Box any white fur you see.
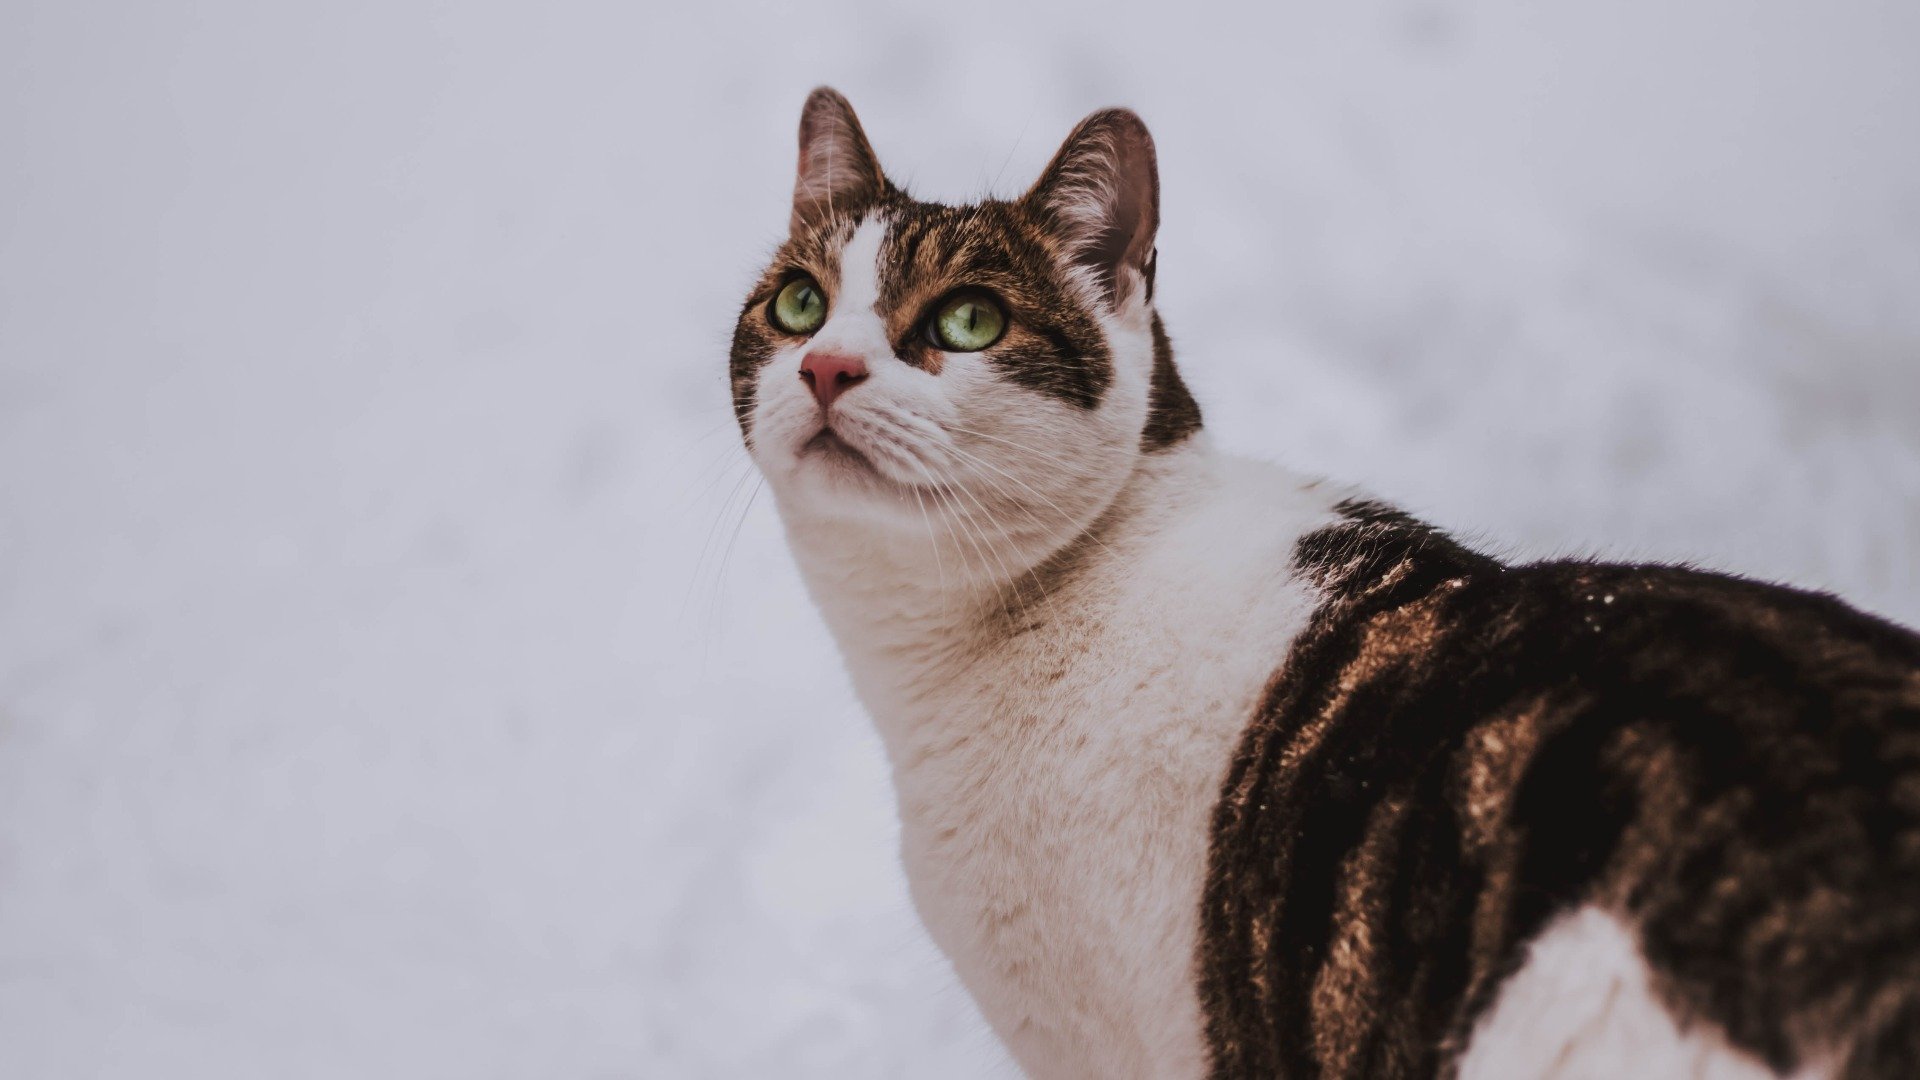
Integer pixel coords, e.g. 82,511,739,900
1459,906,1826,1080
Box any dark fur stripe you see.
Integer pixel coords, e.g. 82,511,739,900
1201,499,1920,1078
996,320,1109,409
1142,314,1201,451
728,293,778,443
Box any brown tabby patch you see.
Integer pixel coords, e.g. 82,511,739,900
1201,499,1920,1079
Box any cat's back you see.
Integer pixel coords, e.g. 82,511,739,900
1202,499,1920,1079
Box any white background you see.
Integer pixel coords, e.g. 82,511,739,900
3,1,1917,1076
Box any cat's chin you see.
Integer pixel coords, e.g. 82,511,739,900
783,427,923,515
801,428,878,474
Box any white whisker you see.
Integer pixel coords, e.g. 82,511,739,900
940,420,1091,475
938,437,1122,564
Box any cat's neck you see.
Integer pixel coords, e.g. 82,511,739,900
776,437,1283,738
794,439,1199,599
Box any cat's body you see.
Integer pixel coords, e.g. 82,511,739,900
731,89,1920,1078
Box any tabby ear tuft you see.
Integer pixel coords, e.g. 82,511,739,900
792,87,889,233
1025,108,1160,308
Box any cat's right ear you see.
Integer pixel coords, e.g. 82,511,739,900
792,87,889,234
1024,108,1160,309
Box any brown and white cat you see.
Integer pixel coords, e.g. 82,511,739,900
729,88,1920,1080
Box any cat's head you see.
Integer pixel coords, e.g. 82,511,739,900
732,88,1200,578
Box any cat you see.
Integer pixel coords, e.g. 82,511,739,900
728,87,1920,1079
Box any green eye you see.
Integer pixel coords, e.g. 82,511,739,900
929,291,1006,352
770,276,827,334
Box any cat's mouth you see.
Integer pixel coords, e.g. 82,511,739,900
794,421,930,501
801,427,879,474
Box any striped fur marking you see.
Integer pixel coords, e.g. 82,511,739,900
1201,499,1920,1079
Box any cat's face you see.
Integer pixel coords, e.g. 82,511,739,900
731,89,1198,578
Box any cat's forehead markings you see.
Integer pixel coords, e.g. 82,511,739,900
806,215,894,362
834,216,888,315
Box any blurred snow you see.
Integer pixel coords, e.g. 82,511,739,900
1,1,1916,1076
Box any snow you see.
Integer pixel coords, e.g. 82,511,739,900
2,2,1916,1076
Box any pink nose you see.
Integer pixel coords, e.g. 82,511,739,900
799,351,869,409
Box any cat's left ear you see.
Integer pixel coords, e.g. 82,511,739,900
792,87,890,234
1024,108,1160,308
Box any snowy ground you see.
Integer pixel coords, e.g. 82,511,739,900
3,2,1917,1077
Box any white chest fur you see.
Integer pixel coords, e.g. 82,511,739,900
786,449,1337,1079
